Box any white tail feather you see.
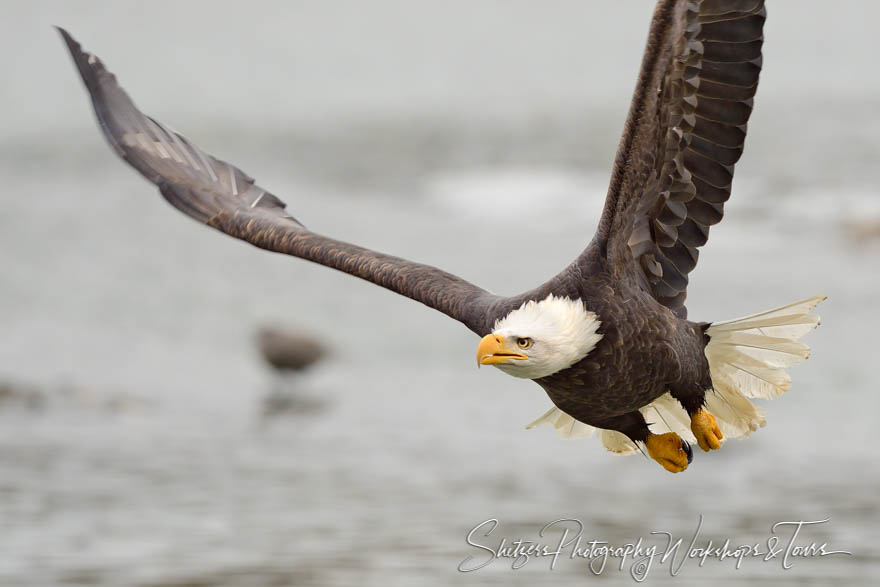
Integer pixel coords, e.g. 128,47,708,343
526,295,825,454
526,406,596,439
705,295,825,403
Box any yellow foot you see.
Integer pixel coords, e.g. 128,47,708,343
691,409,723,452
645,432,692,473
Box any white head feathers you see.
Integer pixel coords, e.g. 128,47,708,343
491,294,603,379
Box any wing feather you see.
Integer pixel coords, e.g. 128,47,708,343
58,28,499,335
593,0,765,318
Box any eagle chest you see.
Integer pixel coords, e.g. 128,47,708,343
537,310,679,424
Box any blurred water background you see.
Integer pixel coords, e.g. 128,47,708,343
1,1,879,585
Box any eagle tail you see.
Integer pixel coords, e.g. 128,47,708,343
526,406,638,454
703,294,826,439
526,295,826,455
526,394,702,455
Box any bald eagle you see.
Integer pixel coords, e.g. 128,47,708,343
58,0,824,473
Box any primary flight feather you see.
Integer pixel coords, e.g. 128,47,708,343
59,0,824,473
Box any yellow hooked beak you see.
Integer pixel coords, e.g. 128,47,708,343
477,334,528,366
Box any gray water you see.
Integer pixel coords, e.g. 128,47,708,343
1,2,879,585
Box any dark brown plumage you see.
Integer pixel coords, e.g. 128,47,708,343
596,0,765,317
60,1,824,473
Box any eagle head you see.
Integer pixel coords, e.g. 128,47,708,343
476,294,603,379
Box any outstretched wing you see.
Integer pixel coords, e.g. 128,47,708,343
594,0,765,317
58,28,499,335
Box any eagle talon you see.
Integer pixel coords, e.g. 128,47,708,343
645,432,690,473
691,409,723,452
682,439,693,464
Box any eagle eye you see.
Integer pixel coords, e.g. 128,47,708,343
516,337,533,350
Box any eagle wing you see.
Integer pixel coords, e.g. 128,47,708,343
593,0,765,317
58,28,499,335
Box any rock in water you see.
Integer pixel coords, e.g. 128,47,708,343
255,327,325,372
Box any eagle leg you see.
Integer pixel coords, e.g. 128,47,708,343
645,432,693,473
690,409,723,452
592,411,693,473
669,380,723,452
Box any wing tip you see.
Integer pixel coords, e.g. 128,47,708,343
56,26,114,91
54,25,72,40
55,26,82,61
